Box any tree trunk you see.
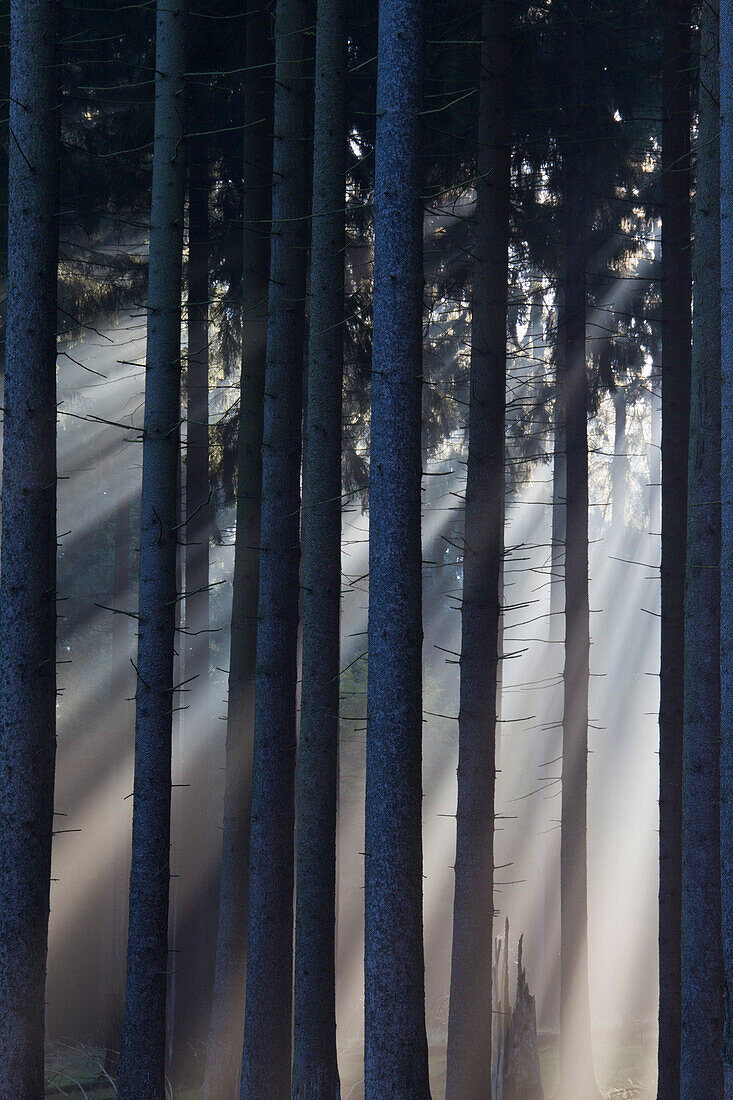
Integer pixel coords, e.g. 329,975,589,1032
116,3,187,1095
658,7,692,1095
291,0,347,1095
550,296,567,646
719,5,733,1095
557,5,600,1097
611,387,626,536
504,938,544,1100
204,8,273,1098
0,1,60,1095
364,2,430,1096
238,1,311,1095
445,2,512,1097
680,3,723,1096
169,132,214,1090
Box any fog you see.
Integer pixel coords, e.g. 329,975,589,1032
38,306,660,1097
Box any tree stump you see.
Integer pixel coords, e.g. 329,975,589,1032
504,936,544,1100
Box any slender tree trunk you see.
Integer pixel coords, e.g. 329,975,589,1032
292,0,347,1095
238,2,311,1095
444,3,512,1097
649,382,662,530
105,479,134,1057
720,6,733,1096
169,133,213,1089
557,5,600,1097
611,387,626,536
364,2,430,1096
550,299,566,646
204,9,273,1098
117,3,187,1095
0,2,60,1095
658,7,692,1095
680,3,723,1095
165,455,185,1070
184,153,210,737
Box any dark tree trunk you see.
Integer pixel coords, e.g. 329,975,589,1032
720,5,733,1095
658,7,692,1095
238,1,311,1095
557,6,600,1097
291,0,347,1095
204,8,273,1098
680,3,723,1096
444,2,512,1097
0,1,60,1095
504,939,544,1100
169,133,214,1089
364,1,430,1096
117,3,187,1095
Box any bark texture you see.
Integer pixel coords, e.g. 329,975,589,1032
204,8,273,1098
0,2,60,1096
721,4,733,1095
238,1,311,1095
444,2,512,1097
364,1,431,1096
292,0,347,1094
170,134,213,1088
557,5,600,1097
117,3,187,1095
658,6,692,1095
504,940,543,1100
680,3,723,1095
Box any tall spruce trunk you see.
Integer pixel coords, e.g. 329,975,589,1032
611,387,627,535
291,0,347,1095
444,2,512,1097
658,6,692,1095
364,1,430,1096
170,134,213,1088
720,5,733,1095
0,1,60,1095
680,3,723,1095
238,2,311,1095
557,5,600,1097
204,8,273,1098
117,3,187,1095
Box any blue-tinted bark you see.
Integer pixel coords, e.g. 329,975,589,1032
0,1,60,1095
170,135,214,1089
239,1,311,1095
658,6,692,1095
205,9,273,1098
364,1,431,1096
680,3,723,1095
445,2,512,1097
292,0,347,1095
720,5,733,1096
117,3,187,1095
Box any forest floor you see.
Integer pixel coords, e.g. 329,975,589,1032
336,1032,654,1100
43,1035,654,1098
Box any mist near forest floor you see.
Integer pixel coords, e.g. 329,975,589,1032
44,1036,653,1099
